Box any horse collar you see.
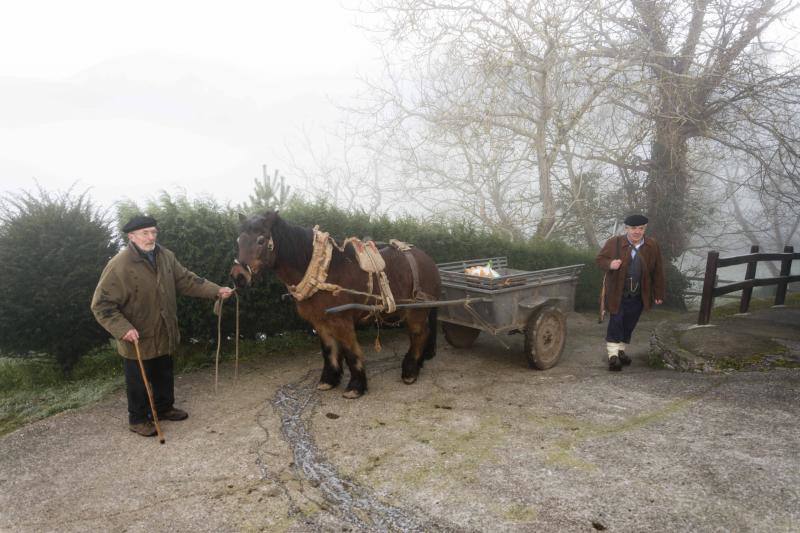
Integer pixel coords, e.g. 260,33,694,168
287,226,335,301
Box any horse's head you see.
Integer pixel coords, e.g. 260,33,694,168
231,211,279,289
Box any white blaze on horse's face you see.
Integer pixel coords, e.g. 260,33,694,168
261,234,276,267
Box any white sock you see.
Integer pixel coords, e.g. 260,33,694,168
606,342,621,359
619,342,627,353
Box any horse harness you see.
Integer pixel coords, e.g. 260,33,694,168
387,239,436,302
286,226,432,313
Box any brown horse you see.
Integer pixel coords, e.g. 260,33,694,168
231,211,441,399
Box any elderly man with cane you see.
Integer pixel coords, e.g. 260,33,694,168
92,215,233,437
596,214,666,371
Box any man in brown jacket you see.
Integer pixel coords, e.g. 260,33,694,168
596,214,665,371
91,215,233,436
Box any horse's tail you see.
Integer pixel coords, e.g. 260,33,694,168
423,307,438,360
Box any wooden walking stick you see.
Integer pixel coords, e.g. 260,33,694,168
598,222,621,323
133,340,165,444
598,273,608,323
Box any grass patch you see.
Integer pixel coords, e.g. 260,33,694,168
0,348,123,436
710,292,800,320
0,331,318,437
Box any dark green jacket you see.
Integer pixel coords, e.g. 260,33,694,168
91,244,221,360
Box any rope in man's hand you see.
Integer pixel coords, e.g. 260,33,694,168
214,287,239,393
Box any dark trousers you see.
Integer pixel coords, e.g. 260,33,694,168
605,295,644,344
124,354,175,424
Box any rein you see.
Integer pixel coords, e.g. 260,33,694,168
214,289,240,393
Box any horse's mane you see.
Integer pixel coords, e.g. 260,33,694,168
248,212,356,272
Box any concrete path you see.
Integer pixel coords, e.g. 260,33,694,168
1,311,798,532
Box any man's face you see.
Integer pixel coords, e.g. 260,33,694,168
625,224,646,244
129,227,158,252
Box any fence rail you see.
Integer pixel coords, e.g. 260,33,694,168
697,245,800,325
685,276,738,299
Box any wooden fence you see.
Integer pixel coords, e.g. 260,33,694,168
697,245,800,325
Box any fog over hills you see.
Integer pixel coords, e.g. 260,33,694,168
0,51,364,210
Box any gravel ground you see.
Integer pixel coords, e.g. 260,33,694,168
1,310,798,532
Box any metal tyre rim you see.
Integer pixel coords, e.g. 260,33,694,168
525,307,566,370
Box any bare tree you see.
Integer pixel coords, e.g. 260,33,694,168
590,0,799,261
284,125,390,217
288,0,800,263
357,0,623,243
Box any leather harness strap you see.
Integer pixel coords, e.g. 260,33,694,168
404,249,422,299
390,239,435,302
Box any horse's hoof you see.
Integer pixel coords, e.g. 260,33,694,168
402,376,417,385
317,382,335,391
342,389,363,399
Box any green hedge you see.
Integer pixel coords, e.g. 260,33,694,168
0,189,118,372
1,187,686,367
114,196,606,344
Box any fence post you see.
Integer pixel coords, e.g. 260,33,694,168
697,250,719,325
739,245,759,314
774,245,794,306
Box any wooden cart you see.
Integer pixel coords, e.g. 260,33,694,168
437,257,583,369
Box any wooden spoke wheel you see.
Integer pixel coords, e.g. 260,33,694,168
442,322,481,349
524,306,566,370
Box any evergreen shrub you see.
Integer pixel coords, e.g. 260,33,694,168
0,189,118,372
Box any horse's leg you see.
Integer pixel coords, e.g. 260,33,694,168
330,321,367,399
316,328,342,391
402,309,431,384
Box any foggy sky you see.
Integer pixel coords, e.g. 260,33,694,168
0,1,380,211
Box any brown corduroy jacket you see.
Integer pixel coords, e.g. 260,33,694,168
91,244,221,360
596,235,666,315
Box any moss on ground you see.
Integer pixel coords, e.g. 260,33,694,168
710,292,800,320
500,502,538,522
0,332,317,437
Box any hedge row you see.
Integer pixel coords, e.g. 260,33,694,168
117,196,604,344
0,188,686,371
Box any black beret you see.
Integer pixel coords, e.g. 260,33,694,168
624,214,648,226
122,215,158,233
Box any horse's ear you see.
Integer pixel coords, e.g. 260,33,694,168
238,213,247,223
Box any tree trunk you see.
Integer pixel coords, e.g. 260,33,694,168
580,208,599,249
645,124,689,263
534,42,557,239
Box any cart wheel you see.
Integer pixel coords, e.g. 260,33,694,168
524,306,566,370
442,322,480,348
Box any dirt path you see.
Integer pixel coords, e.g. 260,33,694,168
2,312,799,532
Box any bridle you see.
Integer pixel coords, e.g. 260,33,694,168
234,234,274,276
233,258,253,276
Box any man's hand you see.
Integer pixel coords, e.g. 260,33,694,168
218,287,235,300
609,259,622,270
122,329,139,343
655,299,663,305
